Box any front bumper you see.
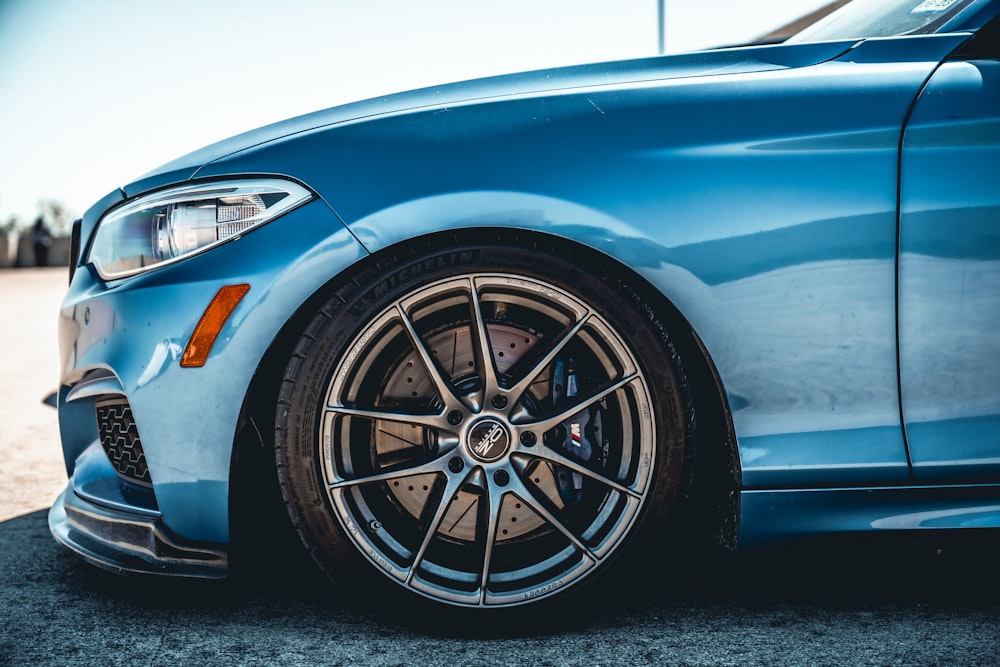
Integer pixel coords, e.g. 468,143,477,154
49,486,227,578
55,197,367,548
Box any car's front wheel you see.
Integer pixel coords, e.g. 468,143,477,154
276,235,691,610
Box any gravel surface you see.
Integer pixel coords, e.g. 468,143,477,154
2,268,999,666
0,268,68,523
2,515,999,666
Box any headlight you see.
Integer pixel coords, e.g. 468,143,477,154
87,178,313,279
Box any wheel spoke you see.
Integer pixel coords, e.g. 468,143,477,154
469,277,502,403
326,403,449,431
508,475,598,563
395,303,463,408
405,470,469,585
477,476,505,604
505,311,591,401
327,451,451,489
519,372,640,432
515,449,642,500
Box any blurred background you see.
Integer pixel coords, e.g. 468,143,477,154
0,0,834,266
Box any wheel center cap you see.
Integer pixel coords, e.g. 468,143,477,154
467,418,511,463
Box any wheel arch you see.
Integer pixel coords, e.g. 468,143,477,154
229,226,739,558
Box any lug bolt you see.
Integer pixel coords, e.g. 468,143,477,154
492,395,508,410
494,469,510,487
447,410,463,425
520,431,537,447
448,457,465,473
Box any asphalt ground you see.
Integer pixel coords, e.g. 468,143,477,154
2,268,999,665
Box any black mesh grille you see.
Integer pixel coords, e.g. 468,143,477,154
96,398,152,487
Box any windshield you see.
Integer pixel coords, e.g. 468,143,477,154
787,0,980,43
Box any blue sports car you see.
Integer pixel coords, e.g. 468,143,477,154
51,0,1000,611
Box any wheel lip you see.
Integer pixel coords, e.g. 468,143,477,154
318,268,659,608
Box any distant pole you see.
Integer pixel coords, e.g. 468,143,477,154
657,0,665,55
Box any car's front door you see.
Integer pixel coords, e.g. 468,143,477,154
899,22,1000,482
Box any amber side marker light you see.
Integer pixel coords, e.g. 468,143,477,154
181,284,251,368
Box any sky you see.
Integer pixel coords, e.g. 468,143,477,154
0,0,831,226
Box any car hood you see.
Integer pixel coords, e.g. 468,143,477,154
126,39,856,197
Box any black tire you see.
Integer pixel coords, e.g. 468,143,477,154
275,233,692,612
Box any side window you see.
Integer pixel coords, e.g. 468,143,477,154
954,15,1000,58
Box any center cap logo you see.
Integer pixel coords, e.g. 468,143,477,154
468,419,511,463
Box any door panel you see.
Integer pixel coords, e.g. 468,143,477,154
900,53,1000,481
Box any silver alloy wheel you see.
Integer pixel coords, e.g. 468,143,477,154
320,273,657,607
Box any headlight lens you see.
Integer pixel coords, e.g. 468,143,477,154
87,178,312,279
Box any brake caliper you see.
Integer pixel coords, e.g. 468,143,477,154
551,358,602,504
